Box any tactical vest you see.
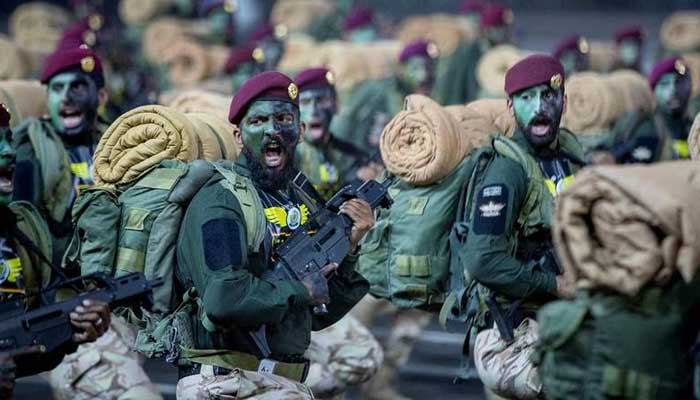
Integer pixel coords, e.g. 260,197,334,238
7,201,53,307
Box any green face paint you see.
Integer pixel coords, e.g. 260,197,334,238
618,39,640,66
349,27,377,43
399,56,435,95
654,71,692,116
47,71,100,138
299,87,336,144
240,100,300,169
0,127,16,206
485,26,509,46
511,83,565,148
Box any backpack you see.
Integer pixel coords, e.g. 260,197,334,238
356,157,476,311
64,159,267,362
535,277,700,400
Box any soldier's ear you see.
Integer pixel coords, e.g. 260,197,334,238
507,98,514,116
98,88,109,107
233,125,243,148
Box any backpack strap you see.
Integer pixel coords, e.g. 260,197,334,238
213,164,266,253
8,201,55,290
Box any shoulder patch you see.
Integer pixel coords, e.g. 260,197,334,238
202,218,242,271
473,184,508,235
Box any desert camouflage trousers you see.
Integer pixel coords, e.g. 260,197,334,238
350,295,432,400
474,318,542,400
49,315,162,400
304,314,384,399
176,364,315,400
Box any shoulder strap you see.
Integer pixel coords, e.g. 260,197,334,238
24,119,73,223
213,164,266,253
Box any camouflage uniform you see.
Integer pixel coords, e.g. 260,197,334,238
305,314,384,399
176,365,315,400
351,295,432,400
49,316,162,400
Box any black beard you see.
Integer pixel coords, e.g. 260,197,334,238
243,147,297,192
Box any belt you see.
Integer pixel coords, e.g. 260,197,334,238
179,347,309,382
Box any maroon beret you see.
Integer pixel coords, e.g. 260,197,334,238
504,54,565,96
57,16,102,49
614,26,643,44
398,40,438,64
0,104,10,128
459,0,484,15
553,35,588,59
649,56,688,88
251,23,275,42
295,67,336,92
228,71,299,125
480,4,513,29
344,6,374,32
40,45,104,87
224,43,257,74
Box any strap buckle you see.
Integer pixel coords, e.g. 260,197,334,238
257,359,277,374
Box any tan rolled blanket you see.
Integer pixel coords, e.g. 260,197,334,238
162,40,213,87
0,80,48,126
316,41,370,91
561,72,624,134
476,45,522,97
143,18,188,64
278,34,319,73
683,53,700,98
94,105,198,187
444,105,494,153
380,95,464,186
186,112,239,161
397,14,477,56
553,161,700,297
660,11,700,53
119,0,173,25
164,89,230,119
606,69,655,114
271,0,335,33
689,112,700,160
9,2,70,54
0,36,29,80
465,99,516,137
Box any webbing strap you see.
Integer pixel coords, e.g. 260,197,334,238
116,247,145,273
135,168,185,190
181,348,308,382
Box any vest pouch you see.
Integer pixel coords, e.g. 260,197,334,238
357,213,390,299
143,203,182,312
115,207,152,276
389,254,449,309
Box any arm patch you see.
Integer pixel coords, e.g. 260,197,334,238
473,184,508,235
202,218,242,271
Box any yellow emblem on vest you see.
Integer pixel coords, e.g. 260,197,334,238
80,56,95,73
264,205,309,228
70,162,90,179
545,175,575,197
288,83,298,100
550,74,563,90
0,257,22,284
673,140,690,159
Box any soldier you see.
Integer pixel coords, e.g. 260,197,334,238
175,71,373,399
462,55,584,398
332,40,438,153
342,6,378,43
197,0,236,45
610,56,692,163
250,23,287,72
458,0,484,27
294,67,371,199
12,44,107,263
224,43,263,93
0,104,110,399
552,35,590,77
612,26,644,72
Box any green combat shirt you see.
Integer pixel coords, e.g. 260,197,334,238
431,39,483,105
295,135,368,200
176,160,369,359
330,77,403,154
610,110,685,163
463,130,584,302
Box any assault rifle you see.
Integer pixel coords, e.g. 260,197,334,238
265,174,393,315
0,273,159,353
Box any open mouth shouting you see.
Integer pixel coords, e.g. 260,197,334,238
0,161,15,195
262,139,288,169
59,105,85,130
530,115,552,137
308,118,325,141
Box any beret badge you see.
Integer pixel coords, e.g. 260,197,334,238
80,56,95,73
325,71,335,85
675,59,687,75
550,73,563,90
288,83,298,100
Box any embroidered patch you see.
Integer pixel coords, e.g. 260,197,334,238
202,218,242,270
473,184,508,235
